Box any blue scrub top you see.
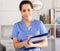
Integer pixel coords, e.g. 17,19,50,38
11,20,48,51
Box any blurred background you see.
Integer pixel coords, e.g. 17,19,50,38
0,0,60,51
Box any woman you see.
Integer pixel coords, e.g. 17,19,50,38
11,0,48,51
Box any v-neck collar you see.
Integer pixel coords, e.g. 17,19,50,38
22,20,33,30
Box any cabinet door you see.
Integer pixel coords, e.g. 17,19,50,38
6,47,15,51
42,39,55,51
55,39,60,51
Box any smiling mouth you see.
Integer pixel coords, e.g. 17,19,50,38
25,16,29,18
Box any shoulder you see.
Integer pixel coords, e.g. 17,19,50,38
33,19,43,24
13,21,22,26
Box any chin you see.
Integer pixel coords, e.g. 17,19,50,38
23,17,32,21
26,18,32,21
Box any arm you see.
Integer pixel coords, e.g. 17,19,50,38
11,24,27,49
34,21,48,48
13,35,32,49
13,37,24,49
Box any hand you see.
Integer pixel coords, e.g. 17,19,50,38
23,39,30,48
23,40,35,48
23,35,33,48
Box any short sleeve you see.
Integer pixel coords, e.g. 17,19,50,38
40,21,48,35
11,23,19,39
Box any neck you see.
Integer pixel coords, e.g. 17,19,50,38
23,19,32,28
24,19,31,23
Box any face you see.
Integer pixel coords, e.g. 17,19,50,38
20,4,33,21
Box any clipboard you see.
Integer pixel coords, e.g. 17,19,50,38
29,33,48,44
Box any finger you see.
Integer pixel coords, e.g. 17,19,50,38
28,35,32,40
25,43,30,48
29,42,33,45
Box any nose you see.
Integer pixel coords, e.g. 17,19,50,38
25,11,29,15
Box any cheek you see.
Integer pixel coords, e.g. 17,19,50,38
30,11,32,16
21,12,25,17
28,12,32,16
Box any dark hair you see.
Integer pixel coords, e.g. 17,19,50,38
19,0,33,11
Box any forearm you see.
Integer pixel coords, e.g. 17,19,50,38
13,36,31,49
13,41,24,49
34,41,48,48
32,37,48,48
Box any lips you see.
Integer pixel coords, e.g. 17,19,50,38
24,15,29,18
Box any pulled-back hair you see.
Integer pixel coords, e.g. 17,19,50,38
19,0,33,10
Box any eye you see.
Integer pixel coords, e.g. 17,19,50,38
23,9,26,12
28,9,30,11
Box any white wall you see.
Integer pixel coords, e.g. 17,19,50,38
0,0,22,25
